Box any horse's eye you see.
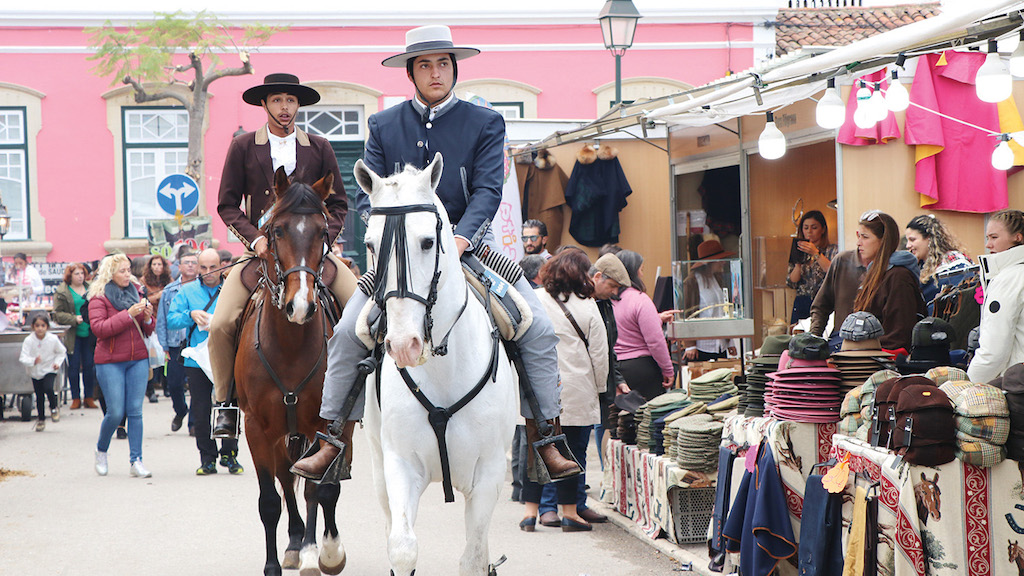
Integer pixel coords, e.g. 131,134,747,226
273,226,284,238
420,238,434,251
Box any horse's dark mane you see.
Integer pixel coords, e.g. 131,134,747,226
267,182,326,228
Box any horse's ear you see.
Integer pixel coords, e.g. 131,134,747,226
426,152,443,191
353,159,379,196
274,166,290,199
312,172,334,202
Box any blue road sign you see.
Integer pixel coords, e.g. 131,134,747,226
156,174,200,216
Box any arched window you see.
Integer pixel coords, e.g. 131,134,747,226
455,79,542,119
592,77,694,116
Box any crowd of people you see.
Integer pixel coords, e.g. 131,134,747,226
9,249,248,480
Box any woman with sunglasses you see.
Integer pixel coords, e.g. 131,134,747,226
967,209,1024,382
852,210,927,354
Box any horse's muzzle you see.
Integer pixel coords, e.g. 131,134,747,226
285,298,317,324
385,335,424,368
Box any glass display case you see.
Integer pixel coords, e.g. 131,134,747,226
667,257,753,340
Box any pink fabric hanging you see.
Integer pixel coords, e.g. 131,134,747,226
837,69,902,146
904,51,1017,212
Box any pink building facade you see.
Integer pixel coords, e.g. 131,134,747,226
0,2,777,265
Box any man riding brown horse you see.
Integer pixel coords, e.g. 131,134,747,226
209,73,359,437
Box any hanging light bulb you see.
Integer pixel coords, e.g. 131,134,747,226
758,111,786,160
868,82,888,122
815,77,846,129
1011,30,1024,77
886,69,910,111
853,83,876,129
977,39,1013,103
993,134,1015,170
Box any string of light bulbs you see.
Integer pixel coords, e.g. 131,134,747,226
757,35,1024,169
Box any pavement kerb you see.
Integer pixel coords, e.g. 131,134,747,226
588,497,716,576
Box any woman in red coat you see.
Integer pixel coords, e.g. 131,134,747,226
88,254,155,478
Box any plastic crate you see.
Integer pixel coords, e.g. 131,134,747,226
670,486,716,544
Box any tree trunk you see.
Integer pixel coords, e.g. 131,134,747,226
187,87,207,200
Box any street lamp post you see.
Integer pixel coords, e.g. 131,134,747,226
598,0,642,107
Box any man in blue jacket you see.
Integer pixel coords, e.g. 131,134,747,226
168,249,243,476
294,25,578,481
156,250,198,434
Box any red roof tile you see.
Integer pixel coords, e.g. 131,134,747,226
776,4,941,56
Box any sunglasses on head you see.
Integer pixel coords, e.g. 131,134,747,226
860,210,881,222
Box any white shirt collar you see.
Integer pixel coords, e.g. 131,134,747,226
412,92,457,121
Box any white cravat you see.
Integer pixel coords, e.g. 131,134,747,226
267,128,296,175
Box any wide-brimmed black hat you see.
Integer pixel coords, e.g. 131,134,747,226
382,25,481,68
242,73,320,107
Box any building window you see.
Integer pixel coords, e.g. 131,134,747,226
490,102,524,121
0,108,29,241
122,107,189,238
297,106,364,141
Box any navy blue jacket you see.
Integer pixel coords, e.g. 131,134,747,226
358,98,505,243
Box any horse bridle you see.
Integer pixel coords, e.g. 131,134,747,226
260,210,331,310
369,203,465,356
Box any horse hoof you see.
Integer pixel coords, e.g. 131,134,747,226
299,545,321,576
319,538,346,575
282,550,300,570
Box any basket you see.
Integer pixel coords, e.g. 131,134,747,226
670,486,716,544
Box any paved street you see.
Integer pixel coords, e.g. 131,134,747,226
0,394,689,575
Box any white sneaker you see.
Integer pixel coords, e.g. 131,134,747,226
51,408,60,422
130,460,152,478
94,450,108,476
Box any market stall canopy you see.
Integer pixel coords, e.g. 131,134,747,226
517,0,1024,154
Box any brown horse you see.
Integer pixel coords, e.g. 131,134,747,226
236,167,348,576
914,471,941,525
1009,540,1024,576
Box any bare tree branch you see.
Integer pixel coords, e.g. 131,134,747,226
202,53,253,92
122,75,190,107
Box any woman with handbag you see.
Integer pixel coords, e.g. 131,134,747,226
88,254,155,478
518,249,609,533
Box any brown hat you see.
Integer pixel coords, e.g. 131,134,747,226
697,240,736,260
595,253,630,287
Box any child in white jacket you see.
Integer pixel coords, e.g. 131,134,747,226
20,313,67,431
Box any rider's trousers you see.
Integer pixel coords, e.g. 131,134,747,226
208,251,359,404
319,250,562,423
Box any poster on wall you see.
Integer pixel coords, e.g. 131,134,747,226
148,216,213,259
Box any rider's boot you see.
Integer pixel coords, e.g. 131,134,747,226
292,420,355,482
525,417,583,480
211,402,239,439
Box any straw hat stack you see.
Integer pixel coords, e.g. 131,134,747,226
688,367,739,402
671,413,724,472
765,334,843,423
662,402,708,459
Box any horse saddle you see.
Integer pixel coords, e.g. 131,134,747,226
239,255,340,293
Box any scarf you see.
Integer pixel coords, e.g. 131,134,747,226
104,281,140,311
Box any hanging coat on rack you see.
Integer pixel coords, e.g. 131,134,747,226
564,144,632,247
519,148,567,253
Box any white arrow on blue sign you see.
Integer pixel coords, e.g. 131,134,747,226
156,174,200,217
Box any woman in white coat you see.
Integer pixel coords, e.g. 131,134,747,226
519,248,609,533
968,209,1024,383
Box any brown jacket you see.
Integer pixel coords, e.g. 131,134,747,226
518,149,567,252
810,250,867,338
217,125,347,249
862,265,927,352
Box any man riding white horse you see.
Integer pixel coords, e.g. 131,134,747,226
293,25,581,482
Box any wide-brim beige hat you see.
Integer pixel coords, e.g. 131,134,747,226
382,25,481,68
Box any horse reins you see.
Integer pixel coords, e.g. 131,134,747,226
367,202,499,502
254,208,333,443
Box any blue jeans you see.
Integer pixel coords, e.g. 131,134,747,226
67,334,96,400
96,360,149,463
539,425,592,514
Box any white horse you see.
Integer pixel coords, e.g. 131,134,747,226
353,153,517,576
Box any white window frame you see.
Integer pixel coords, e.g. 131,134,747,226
296,105,364,141
0,108,29,241
490,102,524,121
122,107,189,238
